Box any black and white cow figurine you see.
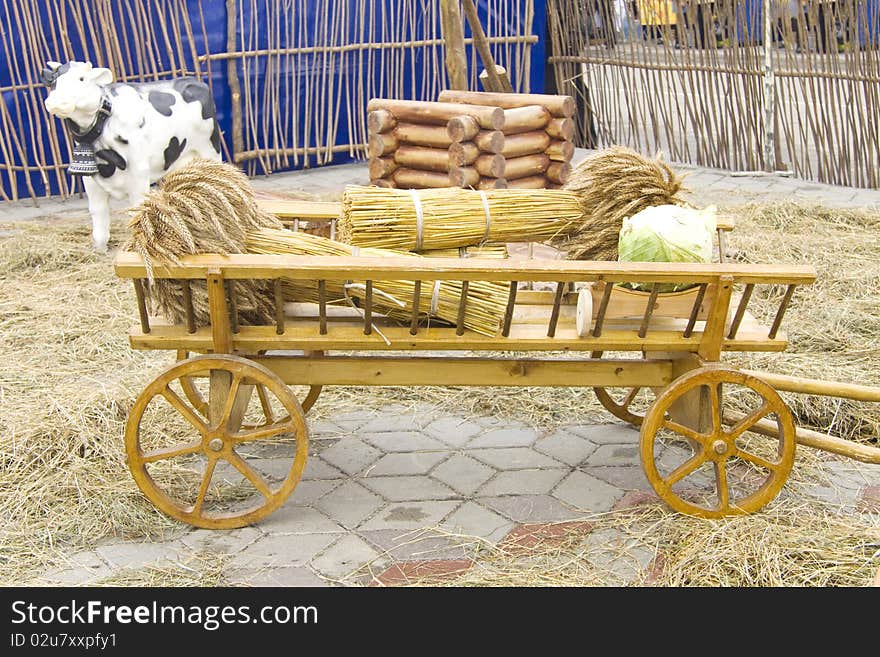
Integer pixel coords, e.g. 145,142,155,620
41,60,222,251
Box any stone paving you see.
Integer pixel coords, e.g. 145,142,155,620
34,407,880,587
6,151,880,586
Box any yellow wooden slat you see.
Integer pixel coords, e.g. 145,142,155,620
128,322,788,353
249,355,675,387
114,252,817,285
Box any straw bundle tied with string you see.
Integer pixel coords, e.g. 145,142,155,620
125,158,282,326
246,229,509,337
339,185,585,251
339,147,687,260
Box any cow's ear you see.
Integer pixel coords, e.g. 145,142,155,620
88,67,114,85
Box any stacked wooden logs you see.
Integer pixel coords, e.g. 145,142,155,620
367,91,575,191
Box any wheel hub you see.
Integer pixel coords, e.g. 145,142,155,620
712,439,729,455
208,438,224,452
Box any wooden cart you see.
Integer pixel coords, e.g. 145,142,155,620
114,251,880,529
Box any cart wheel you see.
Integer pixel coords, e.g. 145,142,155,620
640,367,796,518
591,350,653,426
127,354,308,529
176,349,322,416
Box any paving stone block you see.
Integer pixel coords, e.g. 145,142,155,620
250,457,300,481
361,431,446,453
587,443,642,467
95,541,186,570
469,447,565,470
315,480,385,529
181,527,262,554
40,551,111,585
440,501,514,543
479,494,581,523
553,470,625,512
584,466,652,491
259,505,345,535
534,430,599,466
582,527,656,585
288,479,340,506
361,475,458,502
358,500,461,531
41,566,112,586
310,534,381,580
230,533,339,569
301,457,347,481
568,423,640,445
366,451,451,476
473,416,527,429
227,566,329,587
824,460,878,490
424,417,484,446
359,412,435,433
477,468,567,497
359,529,469,561
467,427,539,449
331,410,381,432
431,454,496,495
318,438,382,475
307,420,346,437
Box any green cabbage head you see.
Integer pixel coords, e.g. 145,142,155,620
617,204,717,291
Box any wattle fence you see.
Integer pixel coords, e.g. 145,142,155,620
0,0,543,201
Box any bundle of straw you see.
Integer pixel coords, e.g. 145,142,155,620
418,244,509,259
338,148,687,261
245,229,508,336
125,158,283,326
339,185,583,251
552,146,688,260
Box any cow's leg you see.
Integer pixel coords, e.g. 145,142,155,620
83,176,111,252
125,171,151,210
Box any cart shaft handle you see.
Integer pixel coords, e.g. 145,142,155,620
741,370,880,403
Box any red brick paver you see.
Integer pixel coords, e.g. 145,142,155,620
498,521,594,555
370,560,473,586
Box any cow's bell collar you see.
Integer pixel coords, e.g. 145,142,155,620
65,98,112,177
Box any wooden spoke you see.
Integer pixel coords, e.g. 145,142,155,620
734,448,780,472
592,351,653,427
708,382,722,434
727,402,771,441
161,386,208,435
662,419,708,446
226,450,273,499
234,420,296,443
663,453,706,487
621,387,641,410
141,441,202,463
218,373,243,428
714,460,730,511
126,355,310,529
641,366,796,518
256,384,275,424
191,458,217,515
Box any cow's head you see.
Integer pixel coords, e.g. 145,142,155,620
42,61,113,122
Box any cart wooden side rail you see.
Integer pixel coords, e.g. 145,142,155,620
113,252,880,529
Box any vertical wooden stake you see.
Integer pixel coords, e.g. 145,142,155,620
440,0,468,90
